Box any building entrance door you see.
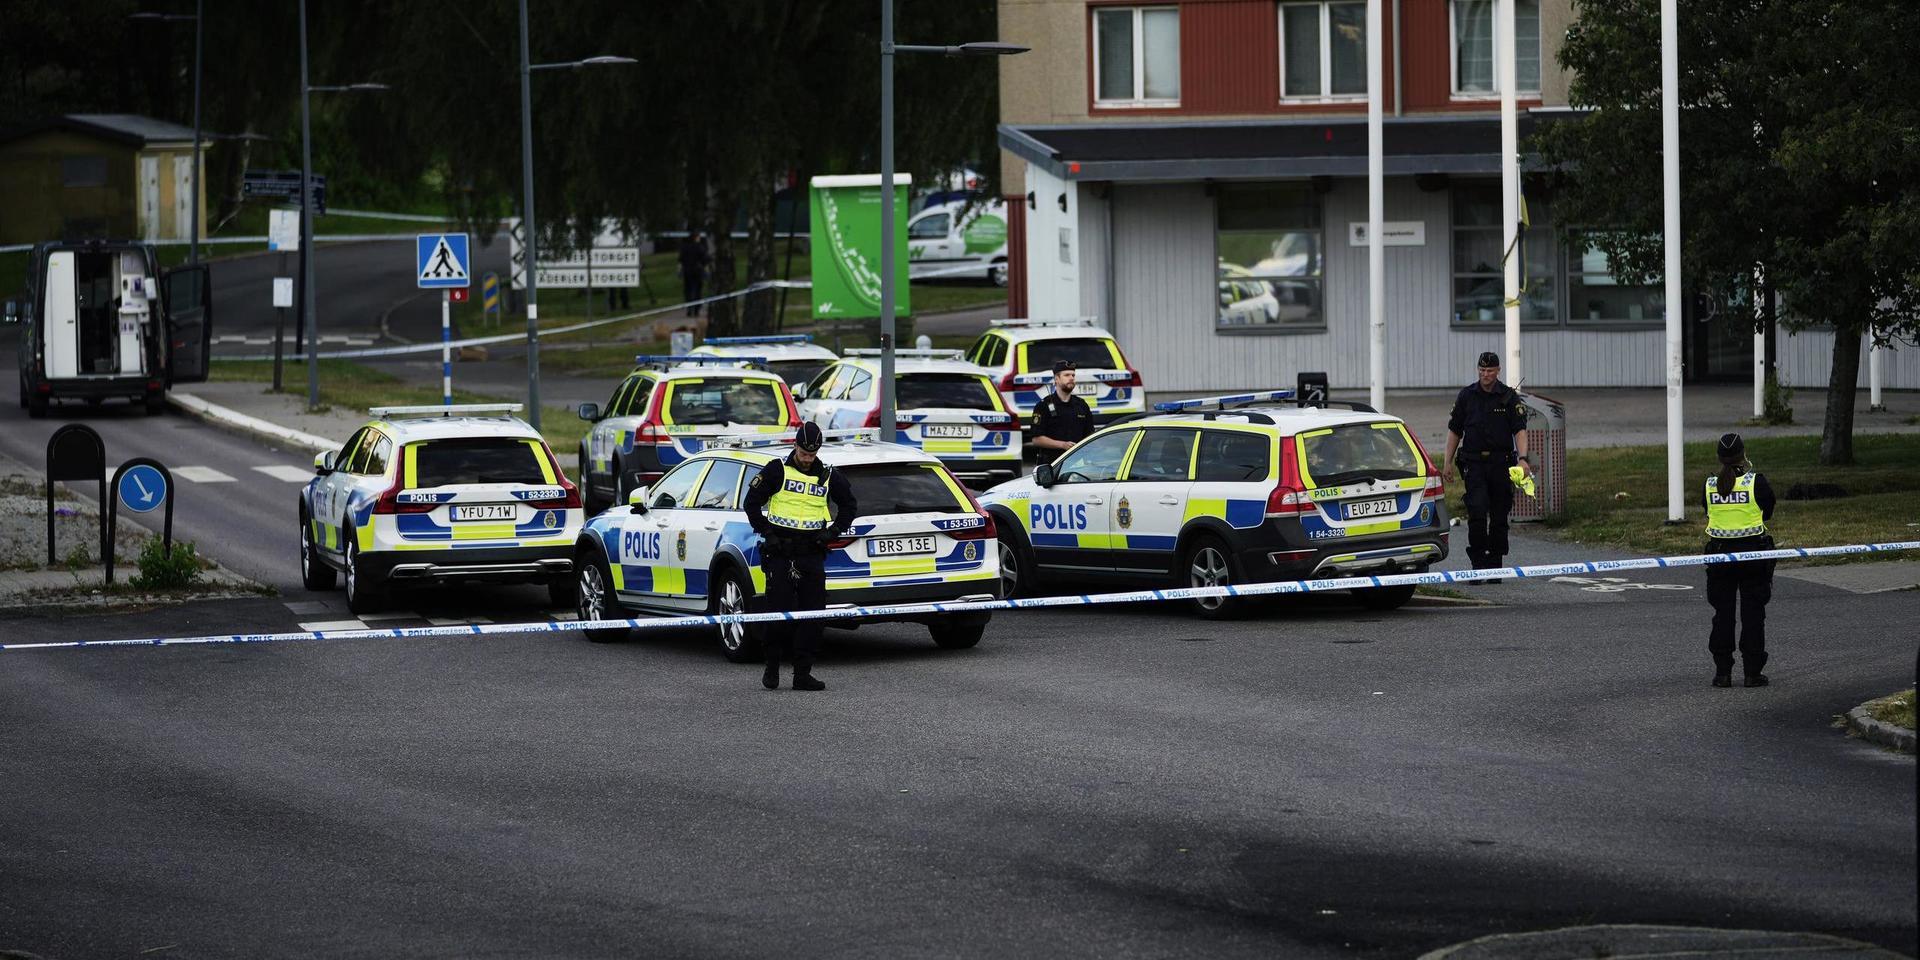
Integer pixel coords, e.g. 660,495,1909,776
1686,289,1756,382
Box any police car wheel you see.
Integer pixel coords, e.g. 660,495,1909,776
711,566,763,663
300,513,337,591
576,551,628,642
1182,536,1242,620
929,614,988,649
996,529,1033,598
343,535,386,615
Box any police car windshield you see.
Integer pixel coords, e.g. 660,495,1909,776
669,380,785,425
896,373,998,410
840,464,971,515
1021,338,1114,372
412,439,547,487
768,360,829,387
1300,423,1422,486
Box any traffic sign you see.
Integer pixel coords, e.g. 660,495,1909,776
417,234,471,289
117,463,167,514
268,208,300,251
243,170,326,213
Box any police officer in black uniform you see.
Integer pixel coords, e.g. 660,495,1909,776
1029,360,1094,466
1443,352,1532,577
743,422,857,691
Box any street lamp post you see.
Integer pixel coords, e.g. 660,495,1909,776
128,5,203,264
517,0,636,431
877,7,1025,432
297,0,387,411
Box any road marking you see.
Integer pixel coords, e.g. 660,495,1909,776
356,611,418,621
282,601,332,615
252,465,315,482
172,466,237,484
297,620,365,632
1549,576,1692,593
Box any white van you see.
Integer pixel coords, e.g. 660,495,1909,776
7,240,211,416
907,198,1009,286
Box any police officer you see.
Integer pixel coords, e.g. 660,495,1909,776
1442,352,1531,577
1029,360,1094,465
1703,433,1775,688
743,422,857,691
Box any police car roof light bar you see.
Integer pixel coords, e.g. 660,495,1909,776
703,334,813,345
989,316,1098,329
1152,390,1297,413
842,348,966,359
633,354,769,368
370,403,525,418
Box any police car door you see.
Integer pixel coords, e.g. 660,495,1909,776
674,457,748,609
616,459,707,609
314,428,371,556
589,375,649,491
1028,428,1138,574
1110,428,1198,577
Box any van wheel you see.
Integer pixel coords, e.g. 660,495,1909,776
576,549,628,642
990,259,1008,287
342,533,386,615
1182,535,1243,620
930,613,989,649
712,565,763,663
300,514,337,591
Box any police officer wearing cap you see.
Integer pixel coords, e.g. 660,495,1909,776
744,421,857,691
1703,433,1776,688
1442,352,1532,576
1029,360,1094,466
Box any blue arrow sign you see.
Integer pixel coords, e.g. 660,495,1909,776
117,464,167,514
417,233,471,289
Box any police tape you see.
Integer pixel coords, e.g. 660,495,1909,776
3,541,1916,653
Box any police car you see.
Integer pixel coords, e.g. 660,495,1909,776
795,348,1021,485
976,390,1449,618
575,356,802,514
961,317,1145,428
571,432,1002,660
299,404,585,614
687,333,840,387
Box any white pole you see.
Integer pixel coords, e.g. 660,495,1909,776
441,291,453,406
1869,326,1884,411
1367,0,1386,413
1752,266,1765,419
1661,0,1684,522
1498,0,1520,385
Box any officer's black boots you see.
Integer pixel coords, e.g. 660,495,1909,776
792,672,826,692
762,658,780,690
1743,673,1769,688
1712,672,1733,688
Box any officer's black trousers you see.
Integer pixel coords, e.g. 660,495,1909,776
1459,461,1513,567
1705,550,1771,676
761,552,826,672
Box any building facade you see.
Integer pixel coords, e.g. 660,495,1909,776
994,0,1917,392
0,115,206,247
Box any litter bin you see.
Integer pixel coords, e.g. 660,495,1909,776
1510,391,1566,522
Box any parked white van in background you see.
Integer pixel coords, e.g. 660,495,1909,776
907,198,1009,287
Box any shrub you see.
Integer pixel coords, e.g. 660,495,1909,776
131,539,203,590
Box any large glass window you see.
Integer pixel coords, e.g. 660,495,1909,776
665,379,785,425
649,461,707,510
1122,429,1197,482
413,439,547,487
1451,0,1541,96
1053,430,1137,484
1094,6,1180,105
1280,2,1367,99
1194,431,1273,482
1568,233,1664,325
1216,183,1324,332
691,458,746,510
1019,337,1120,373
1298,423,1422,487
1450,181,1555,326
839,464,972,515
897,373,1000,410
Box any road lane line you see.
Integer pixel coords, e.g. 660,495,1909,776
252,465,316,482
173,466,238,483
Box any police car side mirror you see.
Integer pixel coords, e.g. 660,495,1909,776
792,384,808,401
577,402,601,422
313,450,336,475
627,485,650,512
1033,463,1057,488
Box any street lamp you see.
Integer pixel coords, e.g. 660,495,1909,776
878,7,1026,432
129,5,203,265
298,0,387,411
518,0,638,431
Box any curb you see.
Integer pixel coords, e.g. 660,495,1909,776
167,391,343,455
1844,697,1916,754
1407,592,1497,608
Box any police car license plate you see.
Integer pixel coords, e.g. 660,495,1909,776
1073,383,1100,397
1344,498,1397,520
922,425,971,439
867,535,935,558
452,504,516,522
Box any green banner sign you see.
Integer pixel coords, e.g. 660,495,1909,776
808,175,911,319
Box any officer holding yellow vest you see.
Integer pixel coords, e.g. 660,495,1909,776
1702,433,1776,688
744,422,857,691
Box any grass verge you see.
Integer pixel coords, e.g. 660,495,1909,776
1868,690,1915,731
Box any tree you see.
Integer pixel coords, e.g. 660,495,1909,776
1536,0,1920,464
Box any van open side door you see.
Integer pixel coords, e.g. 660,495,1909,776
161,263,211,383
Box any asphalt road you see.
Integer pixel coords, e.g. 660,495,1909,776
0,577,1913,958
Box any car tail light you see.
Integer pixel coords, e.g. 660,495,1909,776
826,535,856,550
997,370,1021,392
373,477,436,515
1110,369,1143,388
1407,433,1444,499
1267,436,1309,517
635,420,667,444
948,512,996,541
527,480,583,510
978,415,1018,432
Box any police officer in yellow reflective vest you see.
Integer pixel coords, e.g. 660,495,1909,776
744,422,856,691
1703,433,1776,688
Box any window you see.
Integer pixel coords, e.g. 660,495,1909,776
908,213,950,240
806,364,843,401
364,436,393,477
1450,181,1555,326
336,429,370,474
413,439,547,487
1122,429,1197,481
691,459,746,510
1019,337,1119,373
1298,423,1421,487
1053,430,1137,483
1452,0,1540,96
767,359,829,388
844,368,875,402
665,379,785,425
984,336,1010,368
839,464,972,515
1215,183,1324,332
61,156,108,188
1280,2,1367,100
1195,431,1272,482
897,373,1000,411
1094,6,1180,105
1567,233,1664,325
649,461,707,510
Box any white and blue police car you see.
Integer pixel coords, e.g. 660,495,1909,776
796,348,1022,485
961,317,1145,429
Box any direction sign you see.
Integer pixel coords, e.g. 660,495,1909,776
417,234,471,289
268,208,300,251
243,170,327,212
117,463,167,514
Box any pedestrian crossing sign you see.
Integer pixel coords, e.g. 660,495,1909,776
417,233,471,289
